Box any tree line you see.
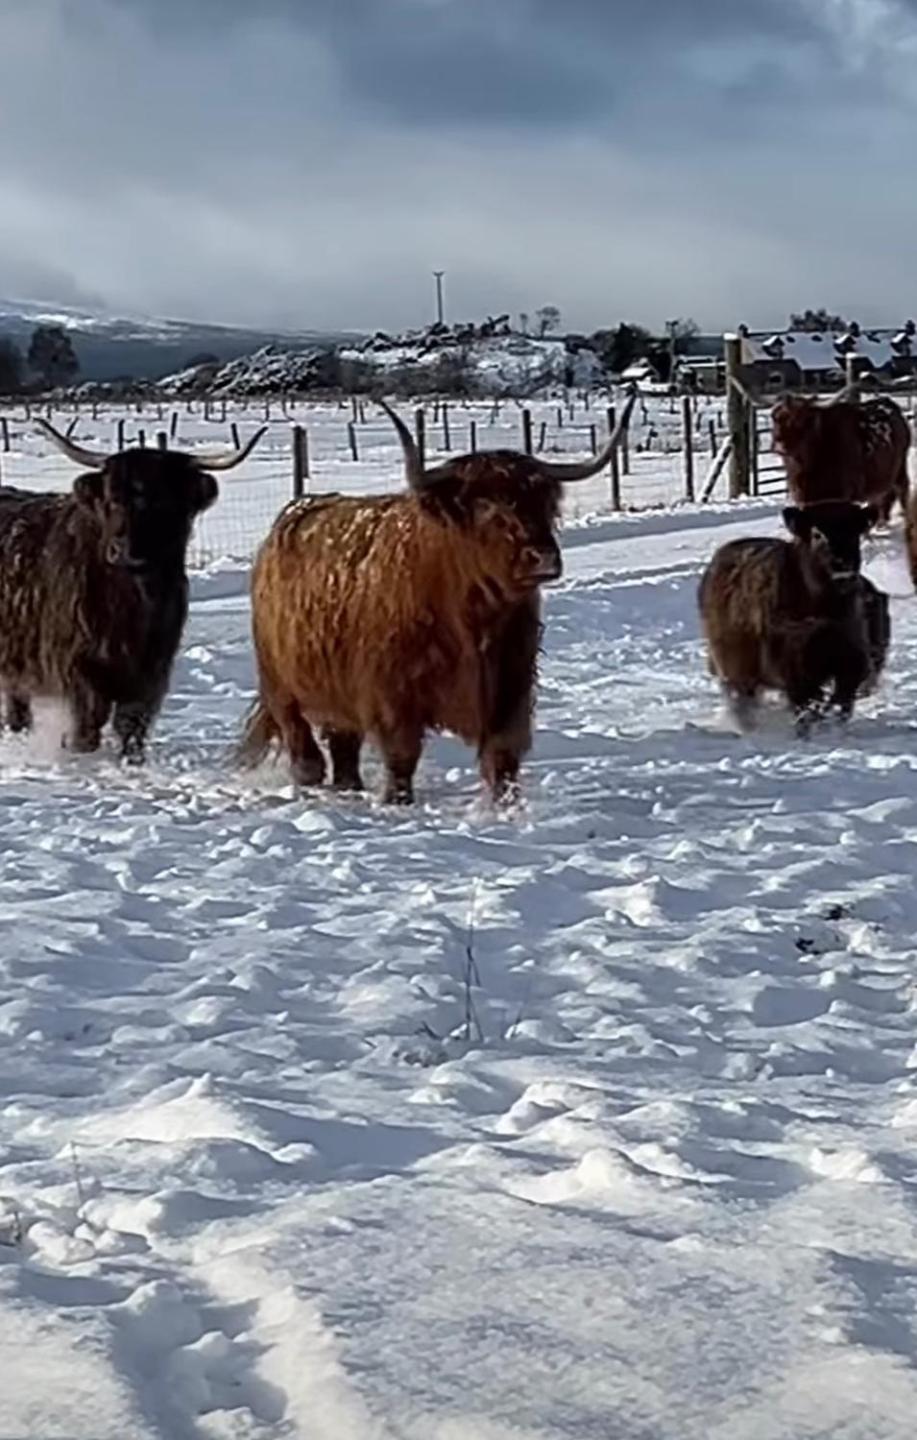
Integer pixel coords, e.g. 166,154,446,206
0,325,80,395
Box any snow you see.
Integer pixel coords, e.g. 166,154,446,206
2,404,917,1435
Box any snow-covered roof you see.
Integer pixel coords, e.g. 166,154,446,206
742,326,915,372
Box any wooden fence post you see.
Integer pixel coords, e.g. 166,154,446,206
156,431,168,452
137,429,146,449
708,419,717,459
589,422,597,456
170,411,179,442
724,332,750,498
347,421,358,461
1,417,8,454
230,422,240,450
621,408,631,476
607,406,621,511
415,408,426,469
292,425,310,499
117,418,125,452
470,419,477,453
682,395,695,502
556,405,564,429
522,408,533,455
442,402,451,452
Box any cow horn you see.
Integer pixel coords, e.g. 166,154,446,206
533,389,638,483
189,425,268,470
34,416,108,469
377,399,427,490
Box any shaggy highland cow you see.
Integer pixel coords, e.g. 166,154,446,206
0,419,265,761
240,396,634,803
698,501,886,735
772,393,910,523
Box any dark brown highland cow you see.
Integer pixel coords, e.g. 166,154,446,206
772,393,910,522
698,501,887,736
0,420,265,761
240,396,634,803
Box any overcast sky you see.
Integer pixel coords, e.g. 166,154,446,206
0,0,914,333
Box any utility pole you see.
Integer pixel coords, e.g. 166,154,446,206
433,270,445,327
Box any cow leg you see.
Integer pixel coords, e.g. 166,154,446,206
5,692,31,733
280,704,326,788
67,685,111,754
113,699,160,766
326,729,364,791
480,745,523,804
479,601,538,803
787,678,825,739
722,684,758,733
378,730,422,805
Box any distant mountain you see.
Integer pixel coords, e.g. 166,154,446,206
0,297,358,382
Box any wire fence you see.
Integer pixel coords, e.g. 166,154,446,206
0,392,795,568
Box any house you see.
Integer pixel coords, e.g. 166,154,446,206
738,321,917,391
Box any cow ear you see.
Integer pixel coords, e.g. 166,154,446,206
73,472,104,509
782,506,807,538
189,472,218,514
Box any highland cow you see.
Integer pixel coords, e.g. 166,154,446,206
698,501,885,735
240,396,634,803
0,419,265,761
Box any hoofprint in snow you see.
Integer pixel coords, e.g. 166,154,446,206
2,443,917,1437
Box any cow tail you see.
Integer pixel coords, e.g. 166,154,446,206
237,697,279,767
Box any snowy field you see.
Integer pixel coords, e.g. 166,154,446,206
4,410,917,1437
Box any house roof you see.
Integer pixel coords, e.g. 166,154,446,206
741,326,915,372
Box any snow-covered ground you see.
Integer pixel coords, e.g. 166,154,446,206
3,410,917,1437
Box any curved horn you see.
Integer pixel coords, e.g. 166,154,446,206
34,416,108,469
377,399,427,490
534,389,638,483
190,425,268,471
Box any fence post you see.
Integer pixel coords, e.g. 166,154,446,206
1,417,8,454
170,411,179,441
749,406,759,495
292,424,309,499
621,407,631,476
682,395,695,502
156,431,168,452
442,402,451,452
724,332,750,498
347,421,359,461
589,422,597,456
230,422,240,450
470,419,477,453
522,408,533,455
117,418,125,451
415,408,426,469
537,420,547,452
708,419,717,459
845,351,858,393
137,429,146,449
556,405,563,429
606,406,621,511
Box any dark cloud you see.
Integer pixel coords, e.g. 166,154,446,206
0,0,915,332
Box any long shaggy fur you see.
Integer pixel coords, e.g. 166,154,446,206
245,453,560,803
0,451,216,760
698,503,884,734
773,395,910,521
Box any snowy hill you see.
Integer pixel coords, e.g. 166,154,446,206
0,297,352,383
340,320,603,396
